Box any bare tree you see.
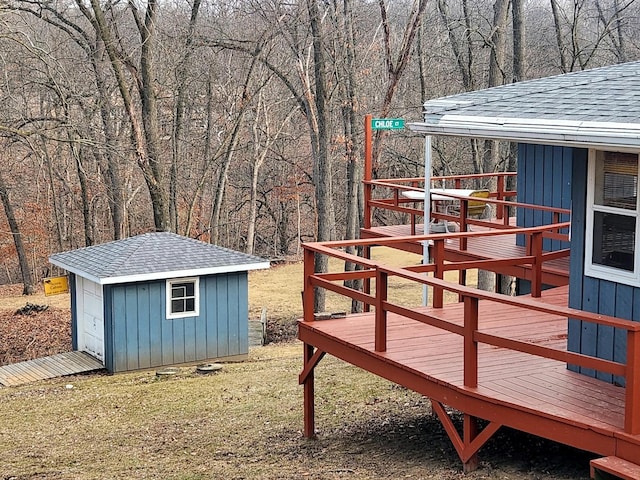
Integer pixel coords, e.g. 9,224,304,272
0,157,35,294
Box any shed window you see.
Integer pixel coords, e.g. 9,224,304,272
166,277,200,319
585,150,640,285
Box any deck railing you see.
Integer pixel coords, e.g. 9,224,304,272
364,173,570,241
364,172,517,229
302,232,640,435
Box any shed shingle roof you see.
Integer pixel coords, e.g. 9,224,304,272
408,61,640,148
49,232,269,285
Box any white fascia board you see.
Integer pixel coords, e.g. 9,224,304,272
48,261,104,285
48,258,103,285
99,262,271,285
407,116,640,150
49,260,270,285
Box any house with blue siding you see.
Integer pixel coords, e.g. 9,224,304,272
408,61,640,385
49,232,269,373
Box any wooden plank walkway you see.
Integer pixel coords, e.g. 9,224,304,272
298,285,640,468
0,351,104,387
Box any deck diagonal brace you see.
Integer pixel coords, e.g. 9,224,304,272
431,400,502,470
299,347,326,384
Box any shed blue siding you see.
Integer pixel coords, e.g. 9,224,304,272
70,273,78,351
516,144,572,251
567,148,639,386
107,272,249,372
103,285,114,372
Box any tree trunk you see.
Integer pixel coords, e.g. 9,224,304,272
477,0,508,293
338,0,364,312
87,0,170,232
307,0,334,313
372,0,428,165
512,0,525,83
0,171,35,294
91,37,126,240
171,0,202,233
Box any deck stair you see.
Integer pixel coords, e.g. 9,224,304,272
590,457,640,480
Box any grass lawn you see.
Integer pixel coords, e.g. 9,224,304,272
0,343,592,479
0,247,592,479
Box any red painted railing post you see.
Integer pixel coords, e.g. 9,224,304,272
410,180,419,235
375,268,388,352
464,295,479,388
363,245,371,313
303,248,316,320
460,200,469,250
433,238,445,308
496,175,504,220
531,232,543,297
364,114,372,230
625,329,640,434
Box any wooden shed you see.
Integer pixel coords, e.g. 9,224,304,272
49,232,269,373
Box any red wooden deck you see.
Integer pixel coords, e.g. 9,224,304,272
299,282,640,474
299,171,640,476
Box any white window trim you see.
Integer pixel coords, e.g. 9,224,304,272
166,277,200,319
584,149,640,287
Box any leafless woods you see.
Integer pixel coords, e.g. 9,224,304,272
0,0,638,294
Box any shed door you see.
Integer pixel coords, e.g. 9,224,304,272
76,277,105,362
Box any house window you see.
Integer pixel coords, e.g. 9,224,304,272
166,277,200,319
585,150,640,285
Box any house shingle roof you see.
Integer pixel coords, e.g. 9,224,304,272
408,61,640,148
49,232,269,285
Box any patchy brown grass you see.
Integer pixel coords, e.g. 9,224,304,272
0,249,591,479
0,344,592,480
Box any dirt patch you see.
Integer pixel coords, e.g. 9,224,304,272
0,284,72,365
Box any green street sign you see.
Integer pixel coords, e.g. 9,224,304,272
371,118,405,130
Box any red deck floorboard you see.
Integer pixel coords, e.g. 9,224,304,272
298,285,640,464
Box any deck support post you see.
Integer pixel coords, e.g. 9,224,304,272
463,414,479,473
301,342,322,439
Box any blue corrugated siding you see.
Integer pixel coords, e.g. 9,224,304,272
567,150,587,372
516,144,572,250
108,273,249,373
567,148,640,386
103,285,114,373
70,273,78,351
